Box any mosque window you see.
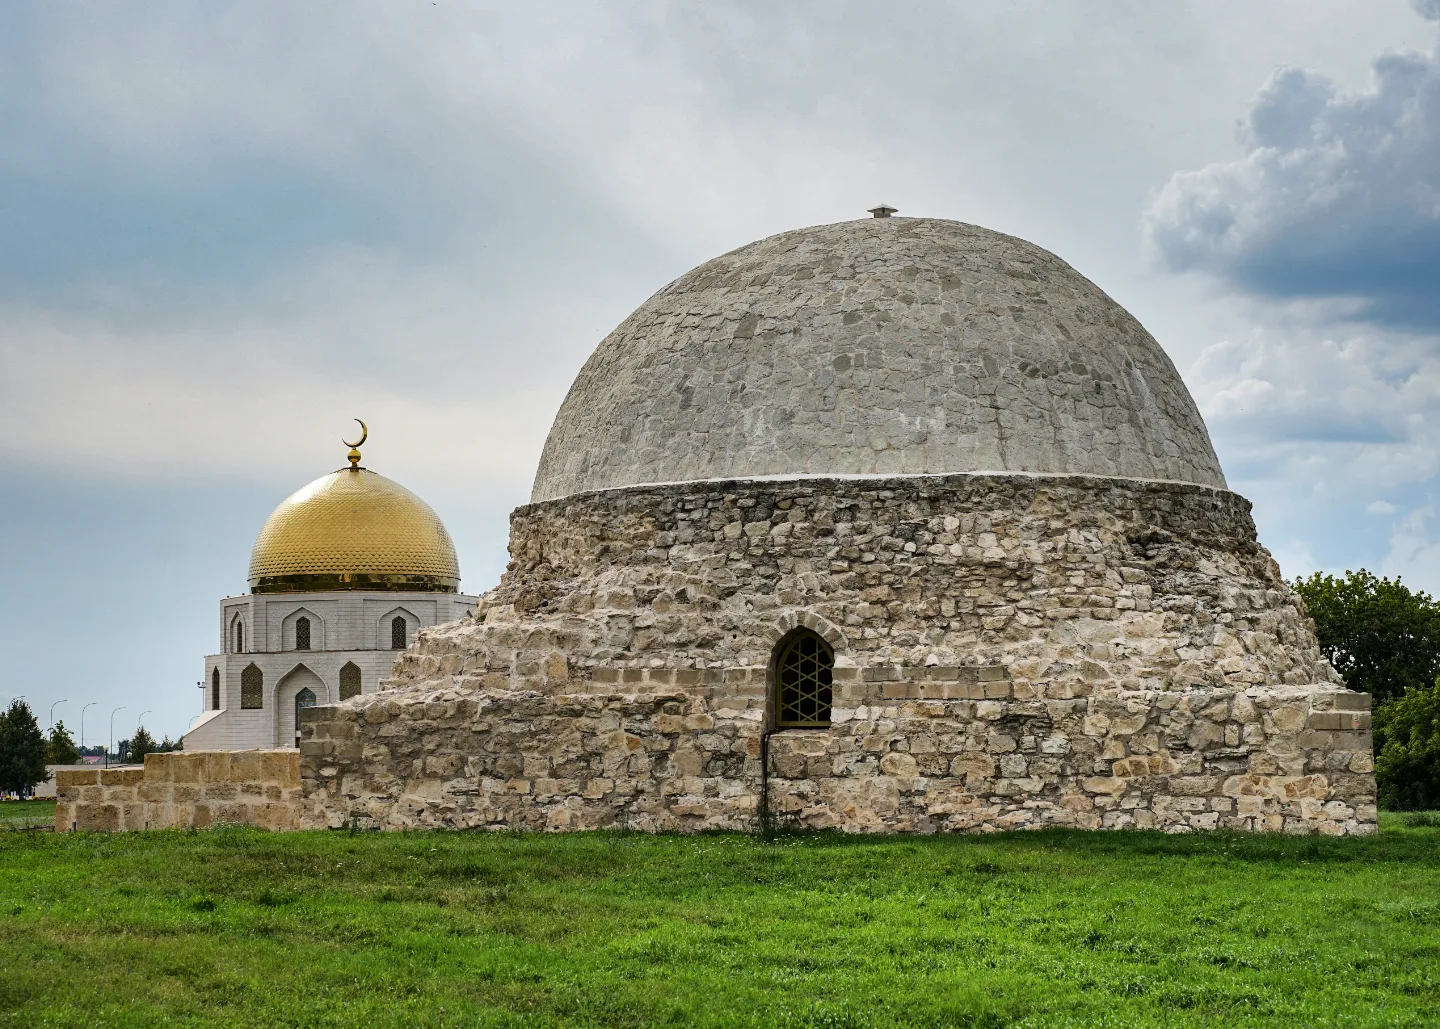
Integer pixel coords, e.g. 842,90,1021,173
391,616,407,650
211,668,220,710
295,616,311,651
339,662,362,701
294,687,317,744
233,619,245,654
773,629,834,728
241,664,264,709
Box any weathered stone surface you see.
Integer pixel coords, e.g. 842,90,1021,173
298,473,1376,837
298,681,1373,835
56,751,301,832
533,218,1226,503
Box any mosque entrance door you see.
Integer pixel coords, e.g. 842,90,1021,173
293,688,317,746
276,664,325,747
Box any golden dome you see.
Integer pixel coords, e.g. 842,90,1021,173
248,466,460,594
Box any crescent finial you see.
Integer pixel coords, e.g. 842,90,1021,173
342,418,368,468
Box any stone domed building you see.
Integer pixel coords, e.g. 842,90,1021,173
302,213,1376,835
185,437,477,751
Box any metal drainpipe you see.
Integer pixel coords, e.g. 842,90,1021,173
759,728,776,836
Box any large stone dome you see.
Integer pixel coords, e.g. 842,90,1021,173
532,216,1225,503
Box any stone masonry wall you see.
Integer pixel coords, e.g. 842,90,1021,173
299,474,1377,836
396,474,1338,692
299,676,1373,835
56,750,302,832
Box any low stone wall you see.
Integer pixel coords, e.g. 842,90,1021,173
55,751,302,832
300,674,1376,835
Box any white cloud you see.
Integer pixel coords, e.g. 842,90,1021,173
1143,25,1440,327
1188,328,1440,463
1267,539,1319,581
1140,4,1440,595
1382,504,1440,594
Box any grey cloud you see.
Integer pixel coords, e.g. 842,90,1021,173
1143,34,1440,328
1415,0,1440,21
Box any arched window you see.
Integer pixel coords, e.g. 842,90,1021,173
233,619,245,654
339,661,362,701
773,629,834,728
211,667,220,710
391,616,407,650
295,616,311,651
294,687,317,744
241,664,264,709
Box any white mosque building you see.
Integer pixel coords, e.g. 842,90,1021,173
184,429,477,750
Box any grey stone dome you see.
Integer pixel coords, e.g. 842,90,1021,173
532,217,1226,502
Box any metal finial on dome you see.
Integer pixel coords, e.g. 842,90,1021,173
342,418,368,470
868,203,897,218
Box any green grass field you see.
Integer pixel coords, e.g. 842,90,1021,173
3,817,1439,1028
0,799,54,828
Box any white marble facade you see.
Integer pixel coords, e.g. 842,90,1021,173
186,589,477,750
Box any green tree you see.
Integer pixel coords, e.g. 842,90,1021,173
1292,569,1440,704
47,720,79,765
129,726,156,764
1374,681,1440,810
0,700,49,797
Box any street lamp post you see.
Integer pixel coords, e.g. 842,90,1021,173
108,706,126,768
81,702,97,757
50,699,68,731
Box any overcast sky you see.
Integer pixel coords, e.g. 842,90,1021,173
4,0,1438,744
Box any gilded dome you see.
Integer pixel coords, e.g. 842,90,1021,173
248,467,460,594
532,216,1226,502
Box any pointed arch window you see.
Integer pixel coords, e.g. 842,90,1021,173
391,616,408,650
211,667,220,710
241,664,264,709
340,662,362,701
294,687,317,744
233,619,245,654
773,629,834,728
295,616,311,651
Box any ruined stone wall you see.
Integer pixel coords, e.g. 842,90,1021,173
299,474,1376,836
397,474,1338,692
300,676,1374,835
56,751,301,832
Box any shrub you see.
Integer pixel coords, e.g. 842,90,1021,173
1375,681,1440,811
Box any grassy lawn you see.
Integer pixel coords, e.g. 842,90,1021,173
0,799,54,828
2,817,1439,1028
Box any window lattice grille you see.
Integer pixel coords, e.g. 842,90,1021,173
775,630,834,727
241,664,263,710
295,616,311,651
391,616,407,650
211,667,220,710
339,662,362,701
